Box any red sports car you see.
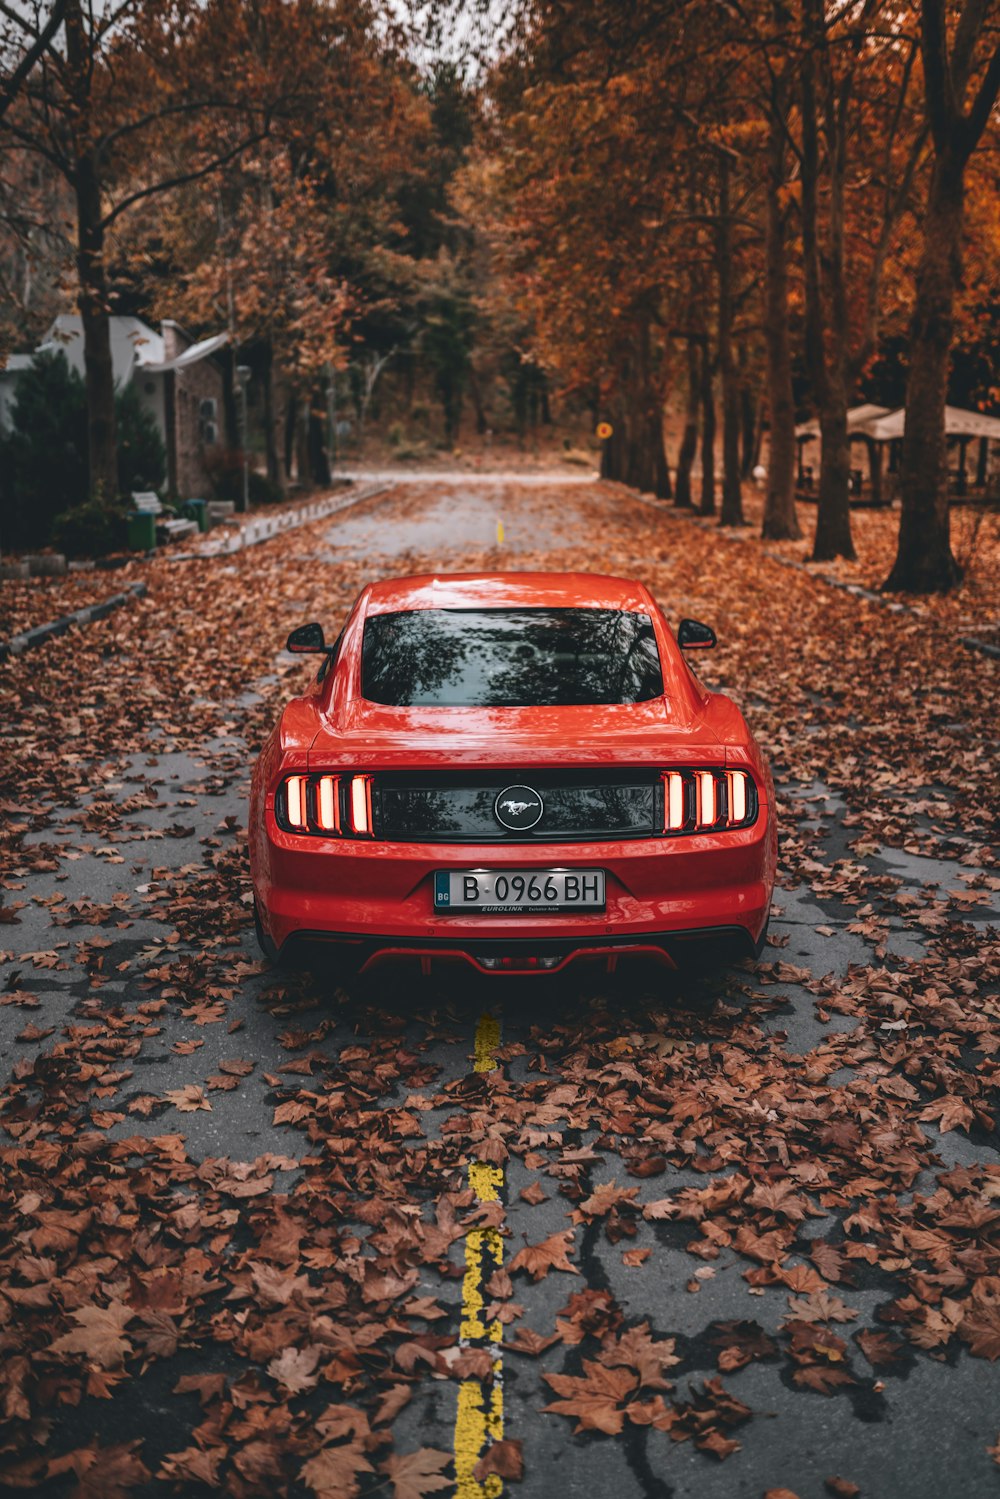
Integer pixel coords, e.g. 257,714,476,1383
249,572,776,975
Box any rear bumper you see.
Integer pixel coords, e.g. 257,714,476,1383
252,810,774,972
281,925,765,975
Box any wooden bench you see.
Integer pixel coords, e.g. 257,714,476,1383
131,491,198,544
206,500,238,526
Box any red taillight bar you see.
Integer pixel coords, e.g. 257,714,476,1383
275,773,373,838
660,769,756,834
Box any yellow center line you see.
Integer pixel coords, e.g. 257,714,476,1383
454,1011,505,1497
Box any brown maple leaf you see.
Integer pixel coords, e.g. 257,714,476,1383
598,1323,679,1390
274,1098,313,1125
381,1447,453,1499
473,1439,524,1482
793,1364,856,1394
622,1247,651,1267
300,1444,374,1499
785,1291,859,1325
504,1326,561,1357
46,1441,150,1498
268,1345,321,1394
158,1447,224,1486
542,1360,638,1434
49,1302,134,1369
698,1429,741,1460
855,1329,904,1368
960,1300,1000,1360
509,1229,579,1282
162,1084,211,1112
919,1094,974,1133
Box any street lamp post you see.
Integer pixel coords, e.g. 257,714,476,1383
236,364,251,514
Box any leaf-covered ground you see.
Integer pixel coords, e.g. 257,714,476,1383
1,480,998,1499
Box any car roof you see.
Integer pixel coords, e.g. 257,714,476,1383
362,572,656,616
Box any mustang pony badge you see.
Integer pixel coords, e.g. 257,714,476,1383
494,785,544,832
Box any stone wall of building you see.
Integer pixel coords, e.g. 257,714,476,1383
162,321,226,500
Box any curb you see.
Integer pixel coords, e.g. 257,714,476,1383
166,481,393,561
0,581,148,662
0,483,393,662
962,635,1000,660
619,484,997,661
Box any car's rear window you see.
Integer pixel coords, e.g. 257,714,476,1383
361,607,664,707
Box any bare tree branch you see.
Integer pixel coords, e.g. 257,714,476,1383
0,0,67,122
100,130,270,229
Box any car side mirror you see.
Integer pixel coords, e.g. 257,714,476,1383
677,617,717,650
286,622,328,654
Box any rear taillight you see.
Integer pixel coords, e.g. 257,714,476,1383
660,769,757,834
275,773,374,838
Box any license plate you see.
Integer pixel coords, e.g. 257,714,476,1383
434,869,605,913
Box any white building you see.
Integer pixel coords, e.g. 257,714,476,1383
0,313,230,498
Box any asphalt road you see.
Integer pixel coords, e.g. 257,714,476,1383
2,478,998,1499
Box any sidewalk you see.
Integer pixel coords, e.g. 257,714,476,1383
0,480,391,660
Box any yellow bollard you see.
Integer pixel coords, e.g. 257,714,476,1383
496,519,504,545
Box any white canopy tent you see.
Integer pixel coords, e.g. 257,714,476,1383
793,403,1000,501
854,404,1000,444
794,404,890,442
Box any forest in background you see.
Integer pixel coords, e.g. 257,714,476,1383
1,0,999,591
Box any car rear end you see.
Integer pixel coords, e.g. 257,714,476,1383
257,758,772,974
250,572,775,976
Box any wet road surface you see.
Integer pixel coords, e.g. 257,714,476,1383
2,477,998,1499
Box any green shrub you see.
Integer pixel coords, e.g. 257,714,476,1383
0,351,89,550
116,382,166,495
202,448,283,507
0,349,166,552
52,499,127,558
249,472,283,506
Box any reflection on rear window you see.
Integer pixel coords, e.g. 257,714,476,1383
361,608,664,707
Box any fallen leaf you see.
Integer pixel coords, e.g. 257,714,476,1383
509,1229,579,1282
381,1447,453,1499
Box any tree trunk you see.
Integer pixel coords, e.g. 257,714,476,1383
64,0,118,505
467,365,488,435
308,389,331,485
221,348,240,450
885,154,963,591
740,377,757,479
674,339,699,507
653,412,671,499
866,437,883,506
633,405,670,499
761,97,800,541
73,152,118,503
261,346,284,489
699,346,716,516
812,385,855,560
294,398,310,486
800,0,854,561
717,156,744,526
284,391,297,480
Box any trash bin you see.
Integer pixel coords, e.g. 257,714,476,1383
127,511,157,551
181,498,209,532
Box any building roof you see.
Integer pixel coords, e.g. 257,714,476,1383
37,314,165,387
30,314,228,385
0,353,36,377
146,332,230,373
794,405,890,441
858,405,1000,442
